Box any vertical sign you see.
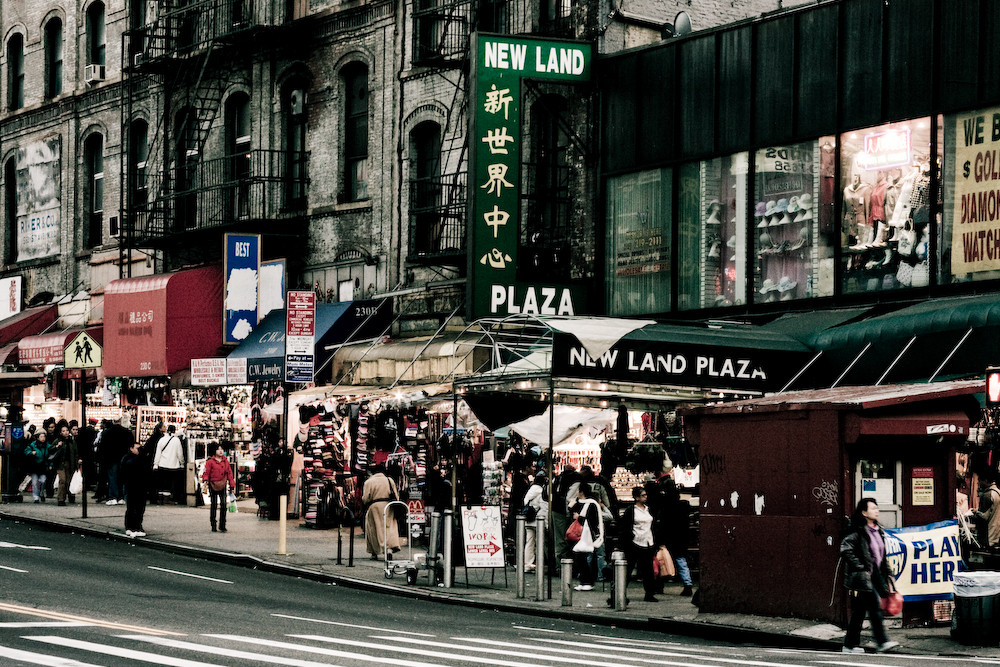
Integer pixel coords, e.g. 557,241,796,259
284,290,315,383
259,258,287,319
224,233,261,344
0,276,22,320
468,34,591,318
951,106,1000,276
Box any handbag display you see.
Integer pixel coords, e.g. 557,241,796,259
880,590,903,616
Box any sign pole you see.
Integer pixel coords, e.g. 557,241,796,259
64,332,102,519
80,376,87,519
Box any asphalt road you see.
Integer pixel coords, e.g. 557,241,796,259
0,521,983,666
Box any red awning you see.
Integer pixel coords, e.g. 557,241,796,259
18,327,103,366
0,304,58,346
0,342,18,365
103,266,224,377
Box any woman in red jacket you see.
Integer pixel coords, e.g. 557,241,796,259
202,444,235,533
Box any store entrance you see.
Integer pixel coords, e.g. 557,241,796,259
855,457,902,528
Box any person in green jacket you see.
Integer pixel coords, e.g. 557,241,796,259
24,431,49,503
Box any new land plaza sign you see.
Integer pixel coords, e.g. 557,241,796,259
468,34,591,319
285,290,315,383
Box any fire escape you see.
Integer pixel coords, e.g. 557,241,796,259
405,0,580,266
119,0,309,275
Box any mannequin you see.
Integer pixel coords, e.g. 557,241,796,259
844,174,871,248
868,171,888,247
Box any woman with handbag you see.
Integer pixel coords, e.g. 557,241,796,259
840,498,900,653
569,484,604,591
202,444,235,533
618,486,659,601
24,431,49,503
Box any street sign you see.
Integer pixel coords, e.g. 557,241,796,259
284,290,315,383
459,505,505,568
64,331,102,369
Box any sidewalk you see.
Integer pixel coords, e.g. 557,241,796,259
1,497,996,658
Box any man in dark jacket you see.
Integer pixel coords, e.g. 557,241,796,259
840,497,899,653
120,440,149,537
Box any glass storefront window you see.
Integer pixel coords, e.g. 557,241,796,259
943,107,999,284
605,168,671,316
752,140,835,303
840,119,934,293
677,153,748,310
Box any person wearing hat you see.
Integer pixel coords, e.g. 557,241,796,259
522,472,548,571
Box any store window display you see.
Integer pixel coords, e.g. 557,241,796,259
753,140,835,302
677,153,748,310
840,119,935,293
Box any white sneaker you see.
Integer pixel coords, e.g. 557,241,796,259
134,531,146,537
574,584,594,591
876,641,899,653
118,499,125,504
106,499,117,506
125,530,136,538
841,647,864,653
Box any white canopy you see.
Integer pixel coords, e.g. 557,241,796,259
507,406,617,449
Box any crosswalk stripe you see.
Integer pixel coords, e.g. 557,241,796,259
0,565,28,573
0,643,104,667
0,622,91,628
0,602,183,636
0,541,51,550
131,634,447,667
532,637,715,655
270,613,436,637
284,633,543,667
311,634,698,667
24,636,225,667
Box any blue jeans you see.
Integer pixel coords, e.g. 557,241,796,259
675,556,692,586
589,544,607,581
30,473,46,500
106,463,122,501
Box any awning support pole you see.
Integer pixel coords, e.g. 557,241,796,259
929,328,973,383
876,336,916,386
780,351,823,393
387,304,462,390
547,372,554,601
832,342,872,388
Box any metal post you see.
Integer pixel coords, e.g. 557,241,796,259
80,381,87,519
515,513,526,598
535,517,545,600
277,494,289,555
442,508,453,588
613,551,628,611
561,558,574,606
428,511,441,560
336,523,343,564
348,521,355,567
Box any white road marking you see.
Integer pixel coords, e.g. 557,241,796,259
554,636,714,654
135,634,446,667
0,644,104,666
512,625,563,633
0,622,91,628
800,650,982,661
288,633,545,667
147,566,233,584
586,635,686,647
0,541,51,550
270,613,435,637
0,602,182,636
25,636,225,667
0,564,28,573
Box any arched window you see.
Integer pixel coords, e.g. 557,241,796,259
4,157,16,263
7,34,24,111
174,108,198,231
128,120,149,210
84,134,104,248
342,63,368,202
522,95,571,281
86,2,106,67
409,121,442,255
45,19,63,99
283,85,307,208
226,93,252,219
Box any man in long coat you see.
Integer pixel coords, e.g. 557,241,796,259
362,465,401,559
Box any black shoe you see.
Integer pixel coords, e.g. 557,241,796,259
219,527,227,533
681,585,693,596
211,526,217,532
643,595,658,602
57,501,66,506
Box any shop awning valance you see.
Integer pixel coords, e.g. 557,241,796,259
103,266,224,377
0,304,58,347
506,406,617,448
227,299,391,382
18,327,102,366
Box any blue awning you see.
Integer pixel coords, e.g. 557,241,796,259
227,299,391,382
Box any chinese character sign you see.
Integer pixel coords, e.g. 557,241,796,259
469,35,591,319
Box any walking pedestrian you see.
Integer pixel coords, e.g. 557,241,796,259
840,497,899,654
658,477,694,596
569,483,605,591
619,486,659,601
362,464,401,559
24,431,49,503
153,424,186,504
522,472,548,571
51,422,78,506
202,444,235,532
120,440,149,538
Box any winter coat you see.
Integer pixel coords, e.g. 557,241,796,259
841,524,892,596
24,439,48,474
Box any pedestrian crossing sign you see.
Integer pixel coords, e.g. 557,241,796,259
64,331,102,369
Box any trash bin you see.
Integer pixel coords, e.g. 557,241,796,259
951,571,1000,646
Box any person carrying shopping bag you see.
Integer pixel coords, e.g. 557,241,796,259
569,483,605,591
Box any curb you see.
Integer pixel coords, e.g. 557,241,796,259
1,510,840,649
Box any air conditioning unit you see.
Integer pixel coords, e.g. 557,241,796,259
290,89,306,115
109,213,120,237
84,64,106,83
132,52,145,67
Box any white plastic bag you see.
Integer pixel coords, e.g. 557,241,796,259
69,469,84,495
